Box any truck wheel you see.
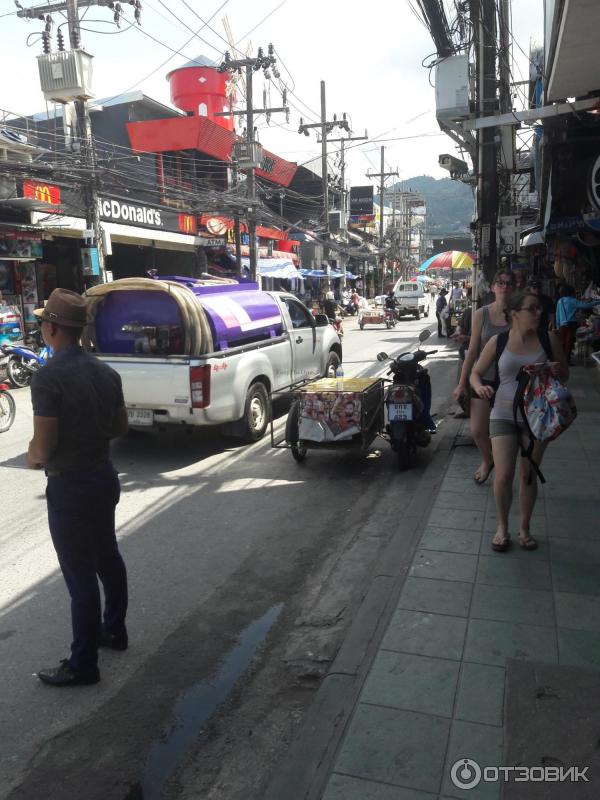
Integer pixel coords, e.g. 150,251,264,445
242,381,270,442
414,310,421,320
285,399,307,462
424,306,429,317
324,351,341,379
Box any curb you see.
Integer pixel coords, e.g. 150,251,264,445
264,414,464,800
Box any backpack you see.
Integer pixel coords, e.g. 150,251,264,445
495,330,577,483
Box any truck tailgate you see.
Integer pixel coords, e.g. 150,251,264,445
97,356,192,408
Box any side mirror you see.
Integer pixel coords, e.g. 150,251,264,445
377,352,388,362
314,314,329,327
419,329,431,343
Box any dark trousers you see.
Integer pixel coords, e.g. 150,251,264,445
46,462,127,673
558,323,577,361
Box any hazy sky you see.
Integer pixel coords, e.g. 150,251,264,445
0,0,543,186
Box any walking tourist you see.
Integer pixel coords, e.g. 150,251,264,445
470,290,568,551
453,269,516,484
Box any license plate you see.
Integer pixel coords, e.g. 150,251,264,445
127,408,153,426
388,403,413,421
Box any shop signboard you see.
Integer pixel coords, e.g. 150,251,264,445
22,179,61,206
349,186,375,222
98,197,198,236
0,233,43,260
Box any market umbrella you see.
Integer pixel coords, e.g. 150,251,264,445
418,251,475,272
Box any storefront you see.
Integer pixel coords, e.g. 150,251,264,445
32,197,204,284
0,228,47,339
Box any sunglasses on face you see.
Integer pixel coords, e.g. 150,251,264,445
519,304,541,314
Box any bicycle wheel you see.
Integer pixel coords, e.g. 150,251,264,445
0,390,16,433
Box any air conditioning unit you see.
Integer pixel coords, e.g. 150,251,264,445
37,50,94,103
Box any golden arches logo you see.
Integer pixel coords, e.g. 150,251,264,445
179,214,196,234
35,185,52,203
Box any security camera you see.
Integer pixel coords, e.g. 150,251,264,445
438,153,468,176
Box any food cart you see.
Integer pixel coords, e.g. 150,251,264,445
358,307,390,329
273,376,385,462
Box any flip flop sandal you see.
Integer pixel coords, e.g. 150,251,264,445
491,535,511,552
474,464,494,485
519,535,538,550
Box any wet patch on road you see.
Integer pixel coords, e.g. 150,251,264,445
126,604,283,800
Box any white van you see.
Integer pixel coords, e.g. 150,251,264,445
393,280,429,319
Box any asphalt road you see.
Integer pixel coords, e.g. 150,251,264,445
0,309,460,800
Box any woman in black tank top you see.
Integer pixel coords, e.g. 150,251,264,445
453,270,516,484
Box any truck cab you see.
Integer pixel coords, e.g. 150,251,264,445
393,280,429,320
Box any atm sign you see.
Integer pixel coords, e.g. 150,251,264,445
23,180,61,206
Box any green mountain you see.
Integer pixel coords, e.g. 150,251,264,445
383,175,474,238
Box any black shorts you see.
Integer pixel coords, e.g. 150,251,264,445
470,378,495,401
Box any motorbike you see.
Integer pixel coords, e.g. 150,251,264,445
0,382,16,433
1,329,52,388
384,307,397,329
377,329,437,469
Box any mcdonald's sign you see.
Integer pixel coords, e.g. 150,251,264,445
178,213,197,235
23,180,61,206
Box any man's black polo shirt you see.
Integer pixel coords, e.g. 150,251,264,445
30,346,124,473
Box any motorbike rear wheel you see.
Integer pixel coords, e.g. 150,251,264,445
7,358,31,388
0,389,16,433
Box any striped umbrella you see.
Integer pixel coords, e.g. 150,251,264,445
418,251,475,272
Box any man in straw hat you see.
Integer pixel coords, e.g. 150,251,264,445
27,288,130,686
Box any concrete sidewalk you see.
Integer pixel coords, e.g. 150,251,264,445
267,365,600,800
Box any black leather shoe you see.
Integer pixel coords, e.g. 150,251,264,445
99,632,128,651
37,660,100,687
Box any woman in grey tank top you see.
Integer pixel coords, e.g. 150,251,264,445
470,290,568,552
453,270,515,484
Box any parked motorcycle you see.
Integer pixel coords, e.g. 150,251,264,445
1,329,52,388
0,382,16,433
378,329,437,469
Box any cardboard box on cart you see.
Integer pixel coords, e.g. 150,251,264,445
298,377,383,443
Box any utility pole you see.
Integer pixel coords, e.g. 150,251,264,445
218,47,288,284
299,84,350,268
17,0,116,285
366,146,398,297
477,0,499,283
325,130,368,230
322,130,368,290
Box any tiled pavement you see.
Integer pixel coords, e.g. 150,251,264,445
321,367,600,800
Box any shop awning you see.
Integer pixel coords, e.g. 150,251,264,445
241,257,300,279
299,269,347,279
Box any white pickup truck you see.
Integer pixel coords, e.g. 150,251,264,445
84,278,342,442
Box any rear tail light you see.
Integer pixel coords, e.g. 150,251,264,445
389,387,413,403
190,365,211,409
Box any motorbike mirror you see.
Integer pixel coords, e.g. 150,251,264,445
377,352,388,362
419,329,431,343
